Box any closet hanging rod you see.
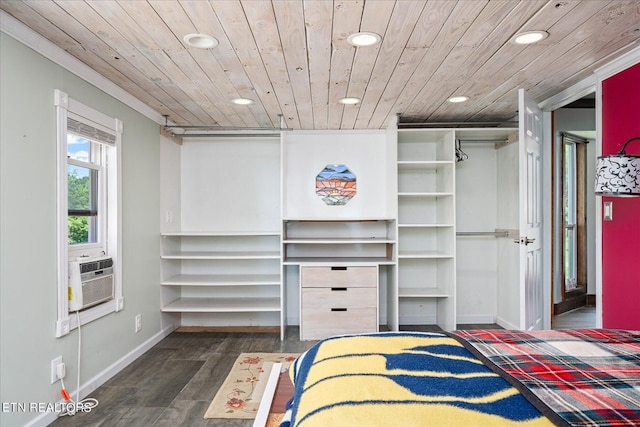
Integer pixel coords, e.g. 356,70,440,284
456,231,510,237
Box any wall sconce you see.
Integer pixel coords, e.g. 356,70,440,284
594,137,640,196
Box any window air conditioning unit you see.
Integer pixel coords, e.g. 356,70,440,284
68,256,114,311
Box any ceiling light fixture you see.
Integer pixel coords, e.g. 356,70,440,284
232,98,254,105
339,97,361,105
183,33,219,49
448,96,469,103
347,32,382,47
511,30,549,45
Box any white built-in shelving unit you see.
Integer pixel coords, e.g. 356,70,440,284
160,231,284,338
396,129,456,331
160,126,524,338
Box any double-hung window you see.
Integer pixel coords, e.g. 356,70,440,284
55,90,122,336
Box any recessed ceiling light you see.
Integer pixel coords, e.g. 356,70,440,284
347,32,382,47
448,96,469,103
511,30,549,45
339,97,361,105
232,97,254,105
183,33,219,49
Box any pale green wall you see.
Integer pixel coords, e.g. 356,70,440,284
1,33,162,426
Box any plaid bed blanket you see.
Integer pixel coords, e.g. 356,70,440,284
451,329,640,427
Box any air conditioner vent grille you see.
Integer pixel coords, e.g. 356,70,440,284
79,258,113,273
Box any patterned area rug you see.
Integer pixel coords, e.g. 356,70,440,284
204,353,298,419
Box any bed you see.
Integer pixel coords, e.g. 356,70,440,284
277,329,640,427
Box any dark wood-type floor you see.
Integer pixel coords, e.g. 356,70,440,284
52,320,586,427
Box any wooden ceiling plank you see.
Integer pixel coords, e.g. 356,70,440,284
213,0,294,129
327,0,364,129
396,0,490,122
465,0,630,121
524,0,640,98
175,0,277,128
20,0,198,125
3,0,639,129
352,0,427,129
68,0,223,126
149,0,264,128
239,0,300,129
374,0,525,126
272,0,314,129
367,0,458,128
303,0,334,130
426,0,550,121
340,0,397,129
432,0,607,122
106,0,245,127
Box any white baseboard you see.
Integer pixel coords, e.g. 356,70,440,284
26,324,176,427
398,315,437,325
495,316,519,330
456,315,496,325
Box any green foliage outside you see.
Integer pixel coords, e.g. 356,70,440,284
68,170,90,244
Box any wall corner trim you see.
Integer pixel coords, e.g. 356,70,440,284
595,45,640,80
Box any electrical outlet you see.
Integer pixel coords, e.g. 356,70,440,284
51,356,63,384
56,319,70,337
135,314,142,333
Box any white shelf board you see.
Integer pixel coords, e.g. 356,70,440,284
161,297,281,313
161,251,281,260
161,274,281,286
397,161,454,168
398,288,450,298
283,218,395,222
397,192,454,197
161,231,280,237
283,257,394,266
398,251,454,259
283,237,395,244
397,223,455,228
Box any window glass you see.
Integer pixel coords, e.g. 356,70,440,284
67,134,100,245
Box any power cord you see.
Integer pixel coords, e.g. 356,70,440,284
57,311,97,416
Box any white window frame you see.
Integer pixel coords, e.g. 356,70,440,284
55,90,123,337
563,141,578,290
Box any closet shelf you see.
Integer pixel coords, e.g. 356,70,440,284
397,161,454,168
397,192,454,197
161,231,280,237
398,251,453,259
161,297,281,313
398,288,450,298
397,223,454,228
161,274,281,286
283,237,395,244
284,257,395,266
161,250,281,259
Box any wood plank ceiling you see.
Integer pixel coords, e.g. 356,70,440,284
1,0,639,131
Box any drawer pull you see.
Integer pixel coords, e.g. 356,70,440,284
331,287,347,291
331,266,347,271
331,308,347,312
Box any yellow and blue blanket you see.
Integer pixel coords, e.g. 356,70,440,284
280,332,555,426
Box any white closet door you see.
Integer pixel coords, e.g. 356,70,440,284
518,89,544,331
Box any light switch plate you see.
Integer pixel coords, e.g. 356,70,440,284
604,201,613,221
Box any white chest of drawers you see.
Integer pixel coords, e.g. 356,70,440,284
300,266,378,340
